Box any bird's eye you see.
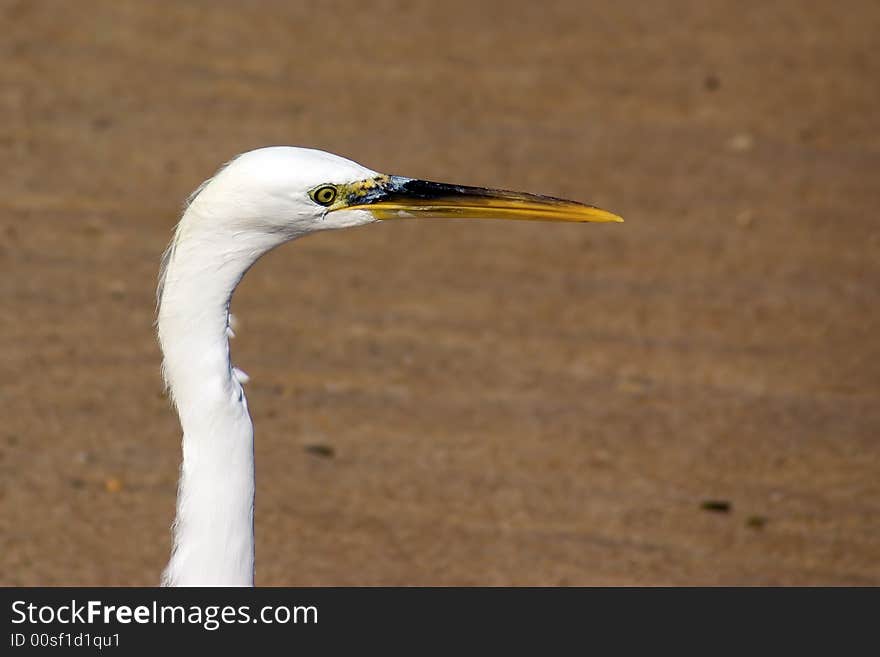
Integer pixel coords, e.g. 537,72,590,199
311,185,338,206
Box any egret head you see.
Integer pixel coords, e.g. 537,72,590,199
183,147,383,239
184,146,622,241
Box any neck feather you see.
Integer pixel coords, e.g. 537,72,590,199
157,207,271,587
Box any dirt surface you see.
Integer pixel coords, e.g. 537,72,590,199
1,1,878,585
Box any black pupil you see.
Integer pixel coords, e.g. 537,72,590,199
318,187,334,203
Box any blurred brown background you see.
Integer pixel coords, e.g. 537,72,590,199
1,0,878,585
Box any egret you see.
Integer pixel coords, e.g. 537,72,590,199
157,147,622,586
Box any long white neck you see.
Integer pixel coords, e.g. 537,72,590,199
157,203,280,587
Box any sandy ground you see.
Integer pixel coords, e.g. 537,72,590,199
1,0,878,585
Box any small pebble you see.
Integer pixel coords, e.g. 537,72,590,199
304,444,335,459
746,515,768,529
616,377,651,394
735,210,755,228
726,133,754,153
704,74,721,91
701,499,732,513
104,477,124,493
91,116,113,131
83,220,104,236
590,449,611,467
108,280,126,300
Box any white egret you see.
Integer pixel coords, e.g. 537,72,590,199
157,146,622,586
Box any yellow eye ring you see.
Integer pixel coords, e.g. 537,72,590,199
311,185,338,206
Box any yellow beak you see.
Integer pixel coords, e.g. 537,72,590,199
335,176,623,224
